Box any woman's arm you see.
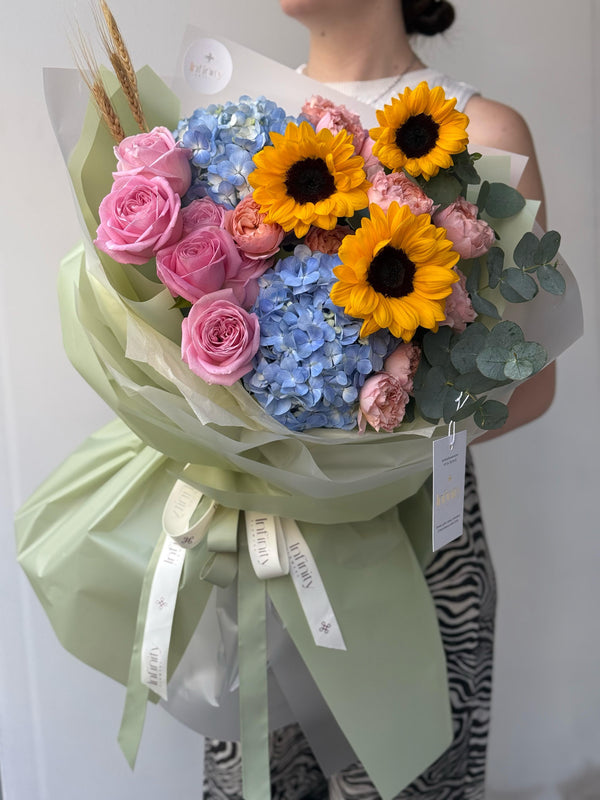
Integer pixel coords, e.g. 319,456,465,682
463,95,556,441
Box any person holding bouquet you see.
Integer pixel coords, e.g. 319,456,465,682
203,0,555,798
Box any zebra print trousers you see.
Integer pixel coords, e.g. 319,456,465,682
204,452,496,799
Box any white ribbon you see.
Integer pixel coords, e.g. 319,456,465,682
245,511,289,579
141,480,218,700
245,513,346,651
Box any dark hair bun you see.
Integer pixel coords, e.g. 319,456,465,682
402,0,455,35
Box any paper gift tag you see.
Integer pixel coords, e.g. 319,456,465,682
432,430,467,551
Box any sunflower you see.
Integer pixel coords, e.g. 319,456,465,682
248,121,370,238
370,82,469,180
330,202,460,340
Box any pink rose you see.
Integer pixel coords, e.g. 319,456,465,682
95,175,182,265
181,197,226,236
433,197,495,259
114,126,192,196
156,226,241,303
156,226,264,308
384,342,421,393
305,224,353,255
441,269,477,332
358,373,410,433
224,195,285,259
181,289,260,385
367,170,434,216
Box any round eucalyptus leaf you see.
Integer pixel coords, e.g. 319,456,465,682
423,326,453,367
454,371,501,393
465,259,481,295
469,291,500,319
537,230,561,263
513,341,547,373
513,232,540,268
537,264,566,295
476,345,511,380
488,320,524,349
450,322,489,373
477,180,490,213
485,246,504,288
413,365,448,420
502,268,538,301
504,356,533,381
425,173,462,206
442,386,465,423
499,280,527,303
474,399,509,430
485,183,526,218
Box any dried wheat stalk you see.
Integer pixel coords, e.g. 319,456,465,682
96,0,148,132
71,28,125,143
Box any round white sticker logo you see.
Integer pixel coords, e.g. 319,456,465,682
183,38,233,95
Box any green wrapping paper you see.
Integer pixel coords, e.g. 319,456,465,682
15,60,582,800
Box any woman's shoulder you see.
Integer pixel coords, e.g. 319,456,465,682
463,95,536,158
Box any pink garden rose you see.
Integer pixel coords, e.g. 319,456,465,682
358,373,410,433
305,224,353,255
181,289,260,385
156,226,264,308
114,126,192,196
441,269,477,332
433,197,495,259
384,342,421,393
367,170,434,216
95,175,182,265
224,195,285,260
181,197,226,236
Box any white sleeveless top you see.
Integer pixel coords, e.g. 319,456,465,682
298,67,479,113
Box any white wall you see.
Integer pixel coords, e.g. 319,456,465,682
0,1,597,798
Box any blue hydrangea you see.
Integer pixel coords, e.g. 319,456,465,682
243,246,396,431
174,96,302,209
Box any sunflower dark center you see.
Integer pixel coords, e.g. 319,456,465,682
395,113,440,158
285,157,336,204
367,245,416,298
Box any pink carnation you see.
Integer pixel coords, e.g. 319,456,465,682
95,175,182,266
305,224,353,255
302,95,368,157
433,197,495,259
114,126,192,196
181,289,260,385
181,198,226,236
224,195,285,260
441,270,477,332
358,373,410,433
384,342,421,393
367,170,434,216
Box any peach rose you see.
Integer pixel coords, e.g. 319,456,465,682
358,373,410,432
440,270,477,332
367,170,434,216
433,197,495,259
224,195,285,260
305,225,353,255
384,342,421,393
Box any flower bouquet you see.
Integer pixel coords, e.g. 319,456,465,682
16,9,582,800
